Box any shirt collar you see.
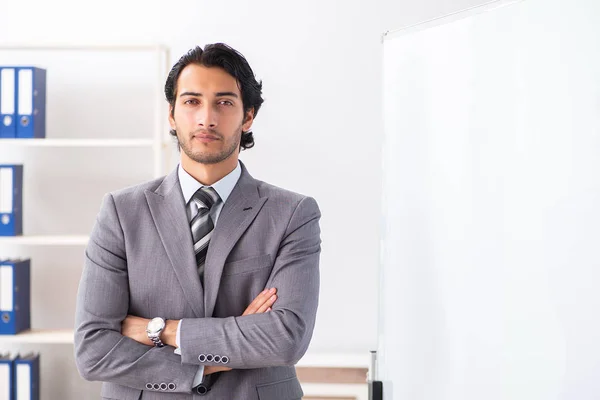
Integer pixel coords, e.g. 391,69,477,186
178,161,242,205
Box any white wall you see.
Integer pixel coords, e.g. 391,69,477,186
0,0,491,397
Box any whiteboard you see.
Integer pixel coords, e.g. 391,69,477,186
379,0,600,399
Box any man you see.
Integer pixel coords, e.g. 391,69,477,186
74,43,321,400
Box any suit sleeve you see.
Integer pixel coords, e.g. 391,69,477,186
74,193,199,392
179,196,321,369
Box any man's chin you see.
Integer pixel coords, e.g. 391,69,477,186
190,153,229,165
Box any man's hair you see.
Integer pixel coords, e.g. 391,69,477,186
164,43,264,150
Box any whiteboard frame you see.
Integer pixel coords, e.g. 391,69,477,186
381,0,523,43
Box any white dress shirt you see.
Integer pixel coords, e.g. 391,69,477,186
174,161,242,387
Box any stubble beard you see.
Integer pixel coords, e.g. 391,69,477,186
179,126,242,165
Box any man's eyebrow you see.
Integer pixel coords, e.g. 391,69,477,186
215,92,239,98
179,91,201,97
179,91,239,98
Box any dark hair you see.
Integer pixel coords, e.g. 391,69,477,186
165,43,264,150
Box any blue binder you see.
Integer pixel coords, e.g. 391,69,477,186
0,165,23,237
16,67,46,139
0,67,17,138
14,353,39,400
0,259,31,335
0,354,16,400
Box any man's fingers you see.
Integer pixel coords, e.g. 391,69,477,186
256,295,277,314
242,289,269,316
242,288,277,316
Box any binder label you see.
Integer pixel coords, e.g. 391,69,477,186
0,168,13,214
18,69,33,116
0,266,13,312
16,364,31,400
1,68,15,116
0,364,10,400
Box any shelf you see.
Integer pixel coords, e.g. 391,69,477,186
0,235,89,246
0,138,156,147
297,351,371,368
0,329,74,344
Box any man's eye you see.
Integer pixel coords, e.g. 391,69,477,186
219,101,233,106
184,99,198,105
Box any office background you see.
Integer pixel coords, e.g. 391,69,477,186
3,0,596,399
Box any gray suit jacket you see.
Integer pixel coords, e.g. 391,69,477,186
74,162,321,400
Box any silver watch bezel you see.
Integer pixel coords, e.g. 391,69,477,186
146,317,166,347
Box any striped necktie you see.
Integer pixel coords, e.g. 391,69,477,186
189,186,221,286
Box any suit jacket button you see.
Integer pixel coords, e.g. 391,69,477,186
198,354,207,362
168,383,176,390
160,383,167,390
153,383,160,390
214,355,221,363
145,383,153,390
206,354,214,362
221,355,229,364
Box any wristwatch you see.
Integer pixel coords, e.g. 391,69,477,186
146,317,166,347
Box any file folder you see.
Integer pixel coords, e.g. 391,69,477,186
16,67,46,139
0,259,31,335
0,354,16,400
15,353,39,400
0,67,17,138
0,165,23,237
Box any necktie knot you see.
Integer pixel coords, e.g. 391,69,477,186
192,186,220,210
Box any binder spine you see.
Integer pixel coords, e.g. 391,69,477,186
15,355,40,400
0,262,15,334
0,358,15,400
14,259,31,333
0,165,23,237
0,67,17,138
0,259,31,335
16,67,47,139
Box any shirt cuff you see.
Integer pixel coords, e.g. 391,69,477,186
174,319,182,356
192,366,205,387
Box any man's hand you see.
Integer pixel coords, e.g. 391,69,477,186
243,287,277,316
121,315,153,346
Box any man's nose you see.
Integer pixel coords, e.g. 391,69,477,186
197,106,217,128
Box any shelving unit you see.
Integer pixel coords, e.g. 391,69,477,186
0,330,74,344
0,45,172,399
0,44,171,179
0,235,89,246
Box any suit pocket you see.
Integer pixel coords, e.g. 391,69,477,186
222,253,273,276
256,377,304,400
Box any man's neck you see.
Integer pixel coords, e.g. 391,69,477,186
181,155,239,186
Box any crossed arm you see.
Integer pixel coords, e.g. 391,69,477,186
74,193,321,393
120,288,279,376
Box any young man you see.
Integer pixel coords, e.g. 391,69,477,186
74,43,321,399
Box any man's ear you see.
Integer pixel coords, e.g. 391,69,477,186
168,105,176,129
242,108,254,132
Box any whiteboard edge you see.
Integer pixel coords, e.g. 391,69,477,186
382,0,524,41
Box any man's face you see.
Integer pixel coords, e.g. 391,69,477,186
169,64,253,165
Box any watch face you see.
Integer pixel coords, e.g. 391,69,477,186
147,317,165,334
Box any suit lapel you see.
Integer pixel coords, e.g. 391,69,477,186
204,162,268,317
145,168,204,318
